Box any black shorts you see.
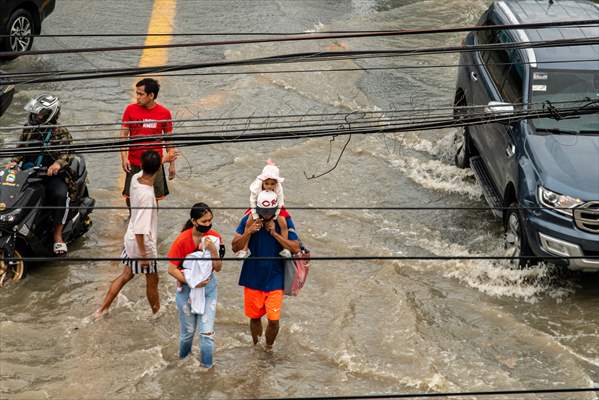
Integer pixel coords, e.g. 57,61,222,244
122,164,169,199
121,249,158,274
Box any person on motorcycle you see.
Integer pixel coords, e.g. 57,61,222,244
7,94,74,256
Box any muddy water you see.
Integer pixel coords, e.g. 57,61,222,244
1,1,598,399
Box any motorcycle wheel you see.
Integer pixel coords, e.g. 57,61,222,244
0,250,25,287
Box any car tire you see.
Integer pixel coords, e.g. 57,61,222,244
2,8,35,59
504,202,536,268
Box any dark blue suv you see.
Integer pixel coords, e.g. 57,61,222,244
453,0,599,271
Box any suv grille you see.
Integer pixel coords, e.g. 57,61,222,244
574,202,599,234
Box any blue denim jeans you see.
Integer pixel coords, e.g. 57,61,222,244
176,273,218,368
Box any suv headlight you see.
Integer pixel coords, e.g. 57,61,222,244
538,186,583,216
0,208,22,223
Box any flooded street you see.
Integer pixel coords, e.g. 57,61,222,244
1,1,598,399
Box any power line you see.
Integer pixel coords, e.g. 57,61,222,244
0,19,596,58
0,206,588,211
241,387,598,400
2,101,596,157
2,21,598,38
3,256,599,263
4,57,596,83
2,98,581,132
3,37,598,85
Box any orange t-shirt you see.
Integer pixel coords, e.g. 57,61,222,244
167,228,222,269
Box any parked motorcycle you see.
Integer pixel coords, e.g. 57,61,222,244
0,155,95,286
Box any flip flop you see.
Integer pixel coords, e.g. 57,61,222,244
53,242,67,256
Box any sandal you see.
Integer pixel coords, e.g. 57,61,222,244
53,242,68,256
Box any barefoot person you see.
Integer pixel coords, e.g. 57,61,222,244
231,190,300,351
96,150,162,318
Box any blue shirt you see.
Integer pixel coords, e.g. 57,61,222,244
236,215,299,291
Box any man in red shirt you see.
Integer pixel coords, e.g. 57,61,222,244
121,78,176,208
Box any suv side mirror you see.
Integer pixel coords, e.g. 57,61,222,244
485,101,514,115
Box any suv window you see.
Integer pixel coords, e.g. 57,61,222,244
476,18,524,104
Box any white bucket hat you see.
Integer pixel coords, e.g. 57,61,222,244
257,163,284,183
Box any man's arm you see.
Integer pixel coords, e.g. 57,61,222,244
232,218,262,252
163,116,176,179
120,126,131,173
135,234,151,268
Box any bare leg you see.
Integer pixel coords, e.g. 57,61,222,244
250,318,263,345
53,224,65,244
125,197,131,217
145,272,160,314
96,266,134,316
265,319,279,348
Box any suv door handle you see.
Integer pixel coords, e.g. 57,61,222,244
470,72,478,81
505,143,515,158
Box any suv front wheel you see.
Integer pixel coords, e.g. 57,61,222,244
3,8,34,57
504,202,536,268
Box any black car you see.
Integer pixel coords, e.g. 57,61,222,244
453,0,599,271
0,0,56,57
0,70,14,118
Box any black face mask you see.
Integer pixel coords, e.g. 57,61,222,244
195,224,212,233
256,206,277,221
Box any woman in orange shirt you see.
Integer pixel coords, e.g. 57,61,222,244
167,203,223,368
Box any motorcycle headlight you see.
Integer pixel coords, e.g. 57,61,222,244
538,186,583,216
0,208,22,223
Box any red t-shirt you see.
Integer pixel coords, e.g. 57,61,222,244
121,103,173,167
167,228,223,269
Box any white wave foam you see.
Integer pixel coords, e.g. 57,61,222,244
304,22,325,33
334,349,450,390
390,156,482,200
381,224,576,302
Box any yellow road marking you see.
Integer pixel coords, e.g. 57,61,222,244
139,0,177,69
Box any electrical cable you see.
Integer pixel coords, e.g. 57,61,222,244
239,386,598,400
0,19,596,58
2,36,597,85
4,57,597,81
2,255,599,263
1,20,598,38
0,99,588,132
1,101,596,157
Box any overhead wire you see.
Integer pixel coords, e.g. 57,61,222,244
2,36,598,85
1,20,598,38
1,100,596,157
0,98,591,133
240,386,598,400
3,57,597,81
0,19,597,58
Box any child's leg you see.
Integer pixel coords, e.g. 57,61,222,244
237,215,254,256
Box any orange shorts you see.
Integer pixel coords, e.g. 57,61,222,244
244,288,284,321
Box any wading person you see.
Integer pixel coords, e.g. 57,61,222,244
96,150,162,319
167,203,223,368
231,190,300,351
236,160,289,259
121,78,177,210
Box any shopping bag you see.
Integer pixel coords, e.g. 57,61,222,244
284,246,310,296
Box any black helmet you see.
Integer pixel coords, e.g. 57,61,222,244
24,94,61,125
